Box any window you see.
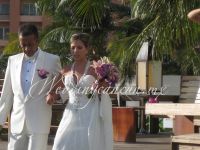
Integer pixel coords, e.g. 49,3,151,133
21,3,39,16
0,4,9,15
0,27,9,40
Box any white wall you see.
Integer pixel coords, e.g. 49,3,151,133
162,75,181,96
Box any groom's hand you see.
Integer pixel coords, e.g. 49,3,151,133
46,93,56,105
0,125,2,131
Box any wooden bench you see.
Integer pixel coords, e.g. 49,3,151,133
177,76,200,133
172,134,200,150
146,103,200,150
145,76,200,150
146,76,200,134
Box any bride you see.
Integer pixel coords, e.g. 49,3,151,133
46,33,113,150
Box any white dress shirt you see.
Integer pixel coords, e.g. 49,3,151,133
21,50,39,96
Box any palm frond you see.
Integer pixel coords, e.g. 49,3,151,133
3,33,20,55
119,0,200,78
58,0,110,30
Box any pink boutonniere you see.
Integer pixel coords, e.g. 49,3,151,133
37,69,49,79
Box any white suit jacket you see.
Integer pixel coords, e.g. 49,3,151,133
0,49,61,134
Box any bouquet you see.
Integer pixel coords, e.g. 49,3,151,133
87,57,120,99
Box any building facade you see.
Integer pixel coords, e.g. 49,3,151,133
0,0,51,51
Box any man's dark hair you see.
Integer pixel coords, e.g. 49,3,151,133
18,24,39,39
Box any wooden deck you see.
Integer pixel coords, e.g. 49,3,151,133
113,134,170,150
0,134,171,150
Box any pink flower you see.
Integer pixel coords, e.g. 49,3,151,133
148,97,158,103
37,69,49,79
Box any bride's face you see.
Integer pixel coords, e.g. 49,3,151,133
71,39,88,61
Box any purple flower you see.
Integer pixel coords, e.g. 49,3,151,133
96,64,110,79
37,69,49,79
148,97,158,103
92,57,120,87
87,57,120,99
106,65,120,86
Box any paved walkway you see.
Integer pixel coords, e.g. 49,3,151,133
0,134,170,150
0,139,53,150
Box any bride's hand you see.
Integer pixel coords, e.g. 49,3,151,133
95,79,109,93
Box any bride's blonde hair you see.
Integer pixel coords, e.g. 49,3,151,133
70,33,91,48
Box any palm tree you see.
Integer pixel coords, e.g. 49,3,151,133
117,0,200,81
82,0,200,81
36,0,137,65
36,0,113,65
3,0,136,64
4,0,200,80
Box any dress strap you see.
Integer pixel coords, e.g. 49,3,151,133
83,61,90,75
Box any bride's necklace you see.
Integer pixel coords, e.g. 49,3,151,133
72,61,88,86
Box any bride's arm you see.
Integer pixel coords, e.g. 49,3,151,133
46,66,70,105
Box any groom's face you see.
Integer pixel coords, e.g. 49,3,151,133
19,34,38,57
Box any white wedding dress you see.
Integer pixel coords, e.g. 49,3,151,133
52,62,113,150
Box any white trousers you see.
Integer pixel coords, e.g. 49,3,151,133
8,123,48,150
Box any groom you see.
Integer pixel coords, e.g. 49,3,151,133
0,24,61,150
